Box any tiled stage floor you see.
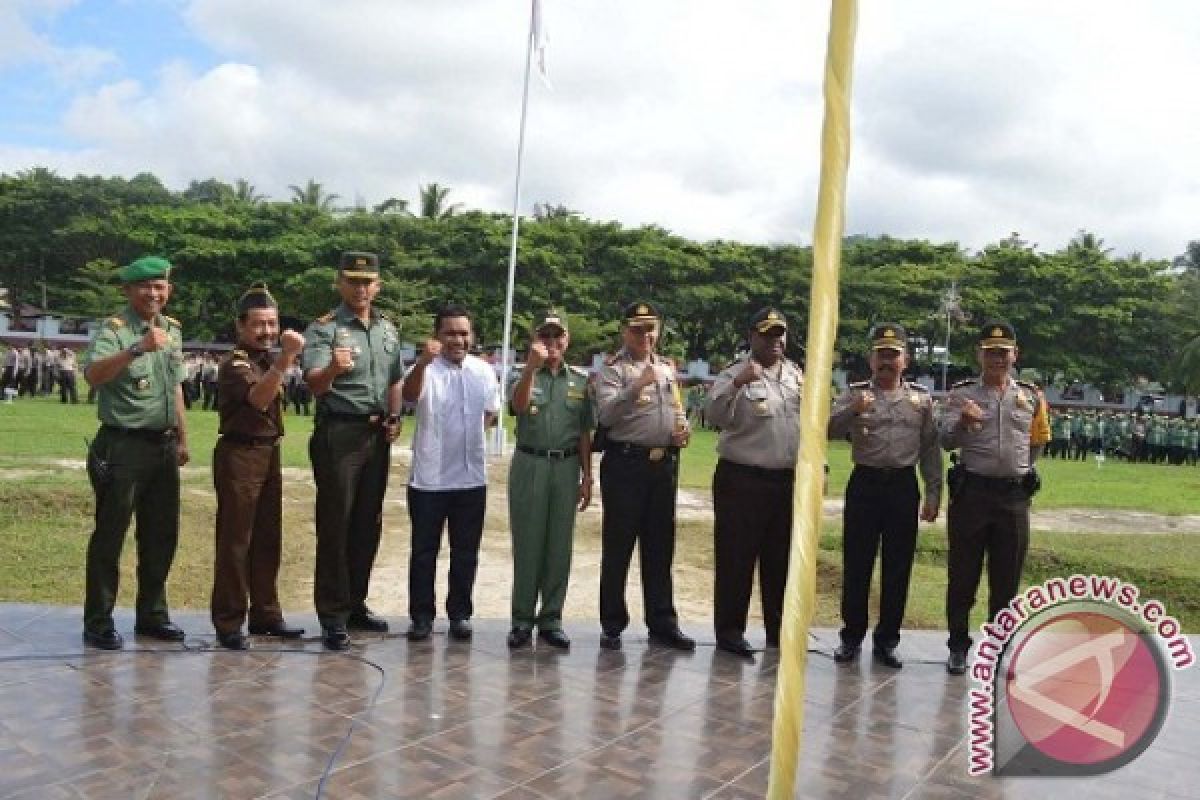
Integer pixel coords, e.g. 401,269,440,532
0,604,1195,799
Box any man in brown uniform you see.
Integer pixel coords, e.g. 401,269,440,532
593,301,694,651
939,320,1046,675
828,323,942,669
210,283,306,650
706,308,804,656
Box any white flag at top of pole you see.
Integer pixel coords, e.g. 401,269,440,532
532,0,551,86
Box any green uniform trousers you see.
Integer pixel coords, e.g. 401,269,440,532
508,450,579,631
84,426,180,633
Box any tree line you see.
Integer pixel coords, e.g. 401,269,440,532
1,168,1197,396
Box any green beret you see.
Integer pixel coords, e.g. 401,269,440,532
237,281,277,315
118,256,172,284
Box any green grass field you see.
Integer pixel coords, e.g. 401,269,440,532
1,393,1198,630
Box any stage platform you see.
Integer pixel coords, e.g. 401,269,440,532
0,605,1195,799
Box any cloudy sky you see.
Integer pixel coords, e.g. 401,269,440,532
1,0,1196,259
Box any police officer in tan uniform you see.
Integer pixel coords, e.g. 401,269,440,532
828,323,941,669
706,308,803,656
210,283,306,650
593,302,694,651
939,320,1046,675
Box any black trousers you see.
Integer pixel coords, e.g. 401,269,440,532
945,477,1030,652
407,486,487,623
59,370,78,404
309,419,390,629
839,466,919,650
712,459,793,644
599,449,680,635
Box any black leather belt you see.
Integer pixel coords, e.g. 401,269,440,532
221,433,280,446
607,440,678,462
854,464,915,481
102,424,176,441
320,411,383,424
963,470,1025,491
719,459,795,481
517,445,579,459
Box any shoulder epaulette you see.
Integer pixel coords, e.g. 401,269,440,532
951,378,977,389
849,380,869,388
106,316,125,330
905,381,930,392
1015,379,1039,392
162,315,181,329
231,349,248,359
604,353,621,366
569,365,589,376
316,310,336,324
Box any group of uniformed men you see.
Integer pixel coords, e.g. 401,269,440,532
79,251,1049,675
1048,408,1199,465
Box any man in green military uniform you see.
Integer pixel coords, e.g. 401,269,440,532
302,251,404,651
506,311,594,650
81,255,190,649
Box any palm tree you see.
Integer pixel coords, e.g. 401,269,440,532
373,197,411,215
418,182,462,219
234,179,266,204
1176,335,1200,396
288,179,339,211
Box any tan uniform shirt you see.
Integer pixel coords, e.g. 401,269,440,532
707,357,803,470
829,380,942,505
939,377,1036,478
594,350,685,447
217,348,283,439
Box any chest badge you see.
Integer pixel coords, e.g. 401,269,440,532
1016,392,1030,410
135,377,150,391
910,392,922,407
530,405,539,416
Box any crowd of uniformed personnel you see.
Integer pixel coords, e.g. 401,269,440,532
70,251,1139,677
1047,408,1200,465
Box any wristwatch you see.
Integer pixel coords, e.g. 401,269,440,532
127,342,145,358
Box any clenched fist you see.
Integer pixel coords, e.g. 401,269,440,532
140,326,170,353
330,346,355,374
633,364,659,391
418,338,443,366
279,329,305,357
527,341,548,370
734,359,763,388
853,389,875,414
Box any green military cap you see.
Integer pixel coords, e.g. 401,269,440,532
118,255,172,284
535,309,568,334
749,307,788,334
869,321,906,351
622,301,660,326
978,319,1017,349
338,251,380,279
237,281,277,315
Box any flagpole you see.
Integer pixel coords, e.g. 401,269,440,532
493,0,537,456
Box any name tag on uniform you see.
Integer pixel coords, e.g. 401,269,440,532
567,389,585,400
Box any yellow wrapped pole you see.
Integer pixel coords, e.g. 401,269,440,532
767,1,858,798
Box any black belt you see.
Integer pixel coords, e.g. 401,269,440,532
607,440,678,462
517,445,579,459
962,470,1025,491
320,411,384,424
718,459,795,482
221,433,280,446
853,464,915,481
101,424,176,442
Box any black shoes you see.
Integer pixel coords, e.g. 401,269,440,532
833,643,861,663
248,621,305,638
538,629,571,649
507,627,532,649
872,646,903,669
599,632,622,651
406,619,433,642
134,622,186,642
717,637,756,657
346,609,389,633
217,631,249,651
946,650,968,675
83,629,124,650
322,627,350,651
448,619,473,641
649,628,696,651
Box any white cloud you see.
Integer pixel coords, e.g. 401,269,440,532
2,0,1197,258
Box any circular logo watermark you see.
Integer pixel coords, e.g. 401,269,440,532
1003,604,1169,773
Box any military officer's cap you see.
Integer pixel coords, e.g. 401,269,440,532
869,322,907,351
749,307,788,334
623,301,660,326
535,309,568,334
338,251,380,279
237,281,278,315
118,255,172,284
978,320,1017,349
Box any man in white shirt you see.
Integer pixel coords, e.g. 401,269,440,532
401,305,500,642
